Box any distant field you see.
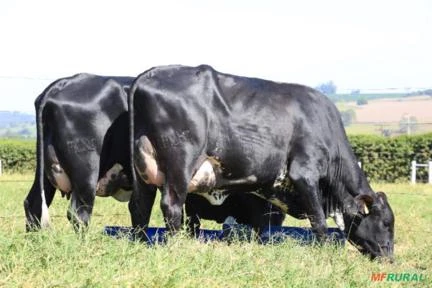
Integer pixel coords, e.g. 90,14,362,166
0,174,431,287
0,123,36,138
347,96,432,123
338,96,432,135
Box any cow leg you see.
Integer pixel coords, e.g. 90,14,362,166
67,180,97,232
160,156,212,233
138,136,201,233
24,173,56,231
185,201,201,237
128,178,157,229
288,160,328,241
160,182,188,233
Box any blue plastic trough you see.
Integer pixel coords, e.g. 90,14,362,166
104,225,345,246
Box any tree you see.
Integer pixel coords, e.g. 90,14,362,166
339,109,356,127
315,81,337,95
356,97,368,105
18,128,32,137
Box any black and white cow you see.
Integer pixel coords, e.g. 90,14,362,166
24,74,157,231
129,64,395,259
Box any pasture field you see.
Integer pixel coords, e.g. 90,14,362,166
338,96,432,123
337,96,432,135
0,174,431,287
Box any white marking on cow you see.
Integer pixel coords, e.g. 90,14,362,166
223,175,257,185
330,210,345,231
198,190,229,205
273,166,287,188
188,160,217,192
40,189,50,228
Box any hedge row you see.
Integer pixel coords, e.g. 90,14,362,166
0,139,36,173
349,134,432,182
1,135,432,182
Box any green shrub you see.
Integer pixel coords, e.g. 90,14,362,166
349,134,432,182
356,97,368,105
0,139,36,173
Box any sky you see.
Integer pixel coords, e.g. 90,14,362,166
0,0,431,113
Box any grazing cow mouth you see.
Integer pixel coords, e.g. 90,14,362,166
348,237,393,261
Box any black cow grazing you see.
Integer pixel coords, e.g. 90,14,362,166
185,193,285,236
24,74,157,231
130,64,395,260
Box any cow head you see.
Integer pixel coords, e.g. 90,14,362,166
344,192,395,261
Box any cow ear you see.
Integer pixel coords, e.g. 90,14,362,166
354,194,374,215
376,191,388,205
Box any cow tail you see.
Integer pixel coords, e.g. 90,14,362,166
36,98,50,228
129,68,155,193
128,82,137,193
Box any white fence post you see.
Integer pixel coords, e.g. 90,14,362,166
411,160,432,185
429,161,432,184
357,162,362,169
411,160,417,184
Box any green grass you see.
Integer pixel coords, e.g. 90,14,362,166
344,123,387,135
345,123,432,136
1,175,431,287
329,93,406,103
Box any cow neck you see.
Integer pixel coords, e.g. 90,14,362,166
329,145,374,199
